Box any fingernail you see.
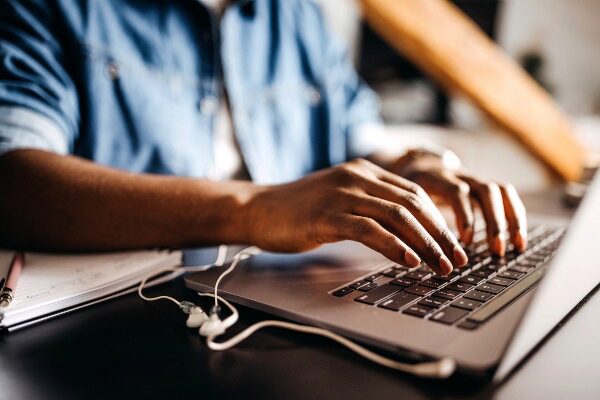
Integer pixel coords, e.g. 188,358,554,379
438,256,454,276
493,232,507,256
453,244,468,267
404,249,421,267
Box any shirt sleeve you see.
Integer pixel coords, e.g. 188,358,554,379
0,106,69,156
0,0,79,156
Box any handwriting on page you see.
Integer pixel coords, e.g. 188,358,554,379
5,251,167,310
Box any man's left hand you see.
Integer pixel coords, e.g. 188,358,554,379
387,150,527,256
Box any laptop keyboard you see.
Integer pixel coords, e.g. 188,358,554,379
330,225,565,329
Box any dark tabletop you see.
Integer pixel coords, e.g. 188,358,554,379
2,274,599,400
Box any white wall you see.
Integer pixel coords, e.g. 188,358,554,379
498,0,600,116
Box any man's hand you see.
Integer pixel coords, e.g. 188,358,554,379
388,150,527,256
245,159,468,276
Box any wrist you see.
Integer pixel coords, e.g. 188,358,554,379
394,147,462,177
234,182,271,245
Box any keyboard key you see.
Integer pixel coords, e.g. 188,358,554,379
510,265,533,274
463,290,494,302
419,296,448,308
488,276,516,287
378,292,420,311
404,271,431,281
433,288,462,300
459,275,485,285
517,260,541,268
389,278,414,287
382,267,400,277
364,273,382,282
452,298,482,311
431,306,469,324
445,282,474,293
332,287,353,297
358,282,379,292
405,285,435,297
403,304,434,318
471,268,495,278
527,254,548,262
499,270,525,280
477,282,504,294
471,253,492,265
349,280,369,289
354,284,400,305
457,320,480,330
468,266,548,323
434,271,461,282
420,278,446,289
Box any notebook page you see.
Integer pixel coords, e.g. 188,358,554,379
1,250,179,315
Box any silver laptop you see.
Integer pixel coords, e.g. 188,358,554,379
185,176,600,381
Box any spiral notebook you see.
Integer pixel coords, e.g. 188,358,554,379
0,250,182,332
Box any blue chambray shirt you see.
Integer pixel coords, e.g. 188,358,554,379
0,0,381,184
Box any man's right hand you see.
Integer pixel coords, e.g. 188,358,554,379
244,159,468,276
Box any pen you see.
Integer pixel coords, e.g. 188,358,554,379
0,252,25,309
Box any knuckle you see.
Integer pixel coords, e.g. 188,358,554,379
452,181,471,195
441,229,458,245
403,193,423,212
331,164,361,185
406,183,423,196
388,204,410,221
354,219,375,236
352,158,371,167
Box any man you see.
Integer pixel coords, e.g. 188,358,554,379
0,0,526,277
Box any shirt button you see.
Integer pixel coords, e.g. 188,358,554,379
305,86,321,105
105,62,120,80
199,96,218,116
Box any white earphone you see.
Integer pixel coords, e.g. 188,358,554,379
138,245,457,379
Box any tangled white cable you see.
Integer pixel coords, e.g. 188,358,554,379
137,245,457,379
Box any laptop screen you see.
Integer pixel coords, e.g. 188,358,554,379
495,175,600,381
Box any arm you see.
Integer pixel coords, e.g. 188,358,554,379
0,150,469,276
0,150,255,251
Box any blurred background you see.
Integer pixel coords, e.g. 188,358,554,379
317,0,600,194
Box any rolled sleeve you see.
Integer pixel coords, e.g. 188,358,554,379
0,106,68,157
0,0,79,154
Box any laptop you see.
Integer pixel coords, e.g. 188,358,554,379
185,175,600,381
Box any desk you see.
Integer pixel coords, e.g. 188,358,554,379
2,127,599,399
1,270,599,399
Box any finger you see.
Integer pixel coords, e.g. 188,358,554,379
499,183,528,252
376,168,450,229
360,179,468,269
333,215,422,267
350,197,455,275
404,170,475,245
460,176,507,256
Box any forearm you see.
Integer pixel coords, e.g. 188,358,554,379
0,150,258,251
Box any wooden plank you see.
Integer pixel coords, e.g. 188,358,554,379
360,0,585,181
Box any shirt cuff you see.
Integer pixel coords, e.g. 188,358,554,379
0,106,69,157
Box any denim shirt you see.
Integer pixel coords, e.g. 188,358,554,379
0,0,381,183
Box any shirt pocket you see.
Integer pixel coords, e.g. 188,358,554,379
78,42,211,174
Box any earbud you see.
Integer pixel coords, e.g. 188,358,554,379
199,313,227,337
186,306,209,328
